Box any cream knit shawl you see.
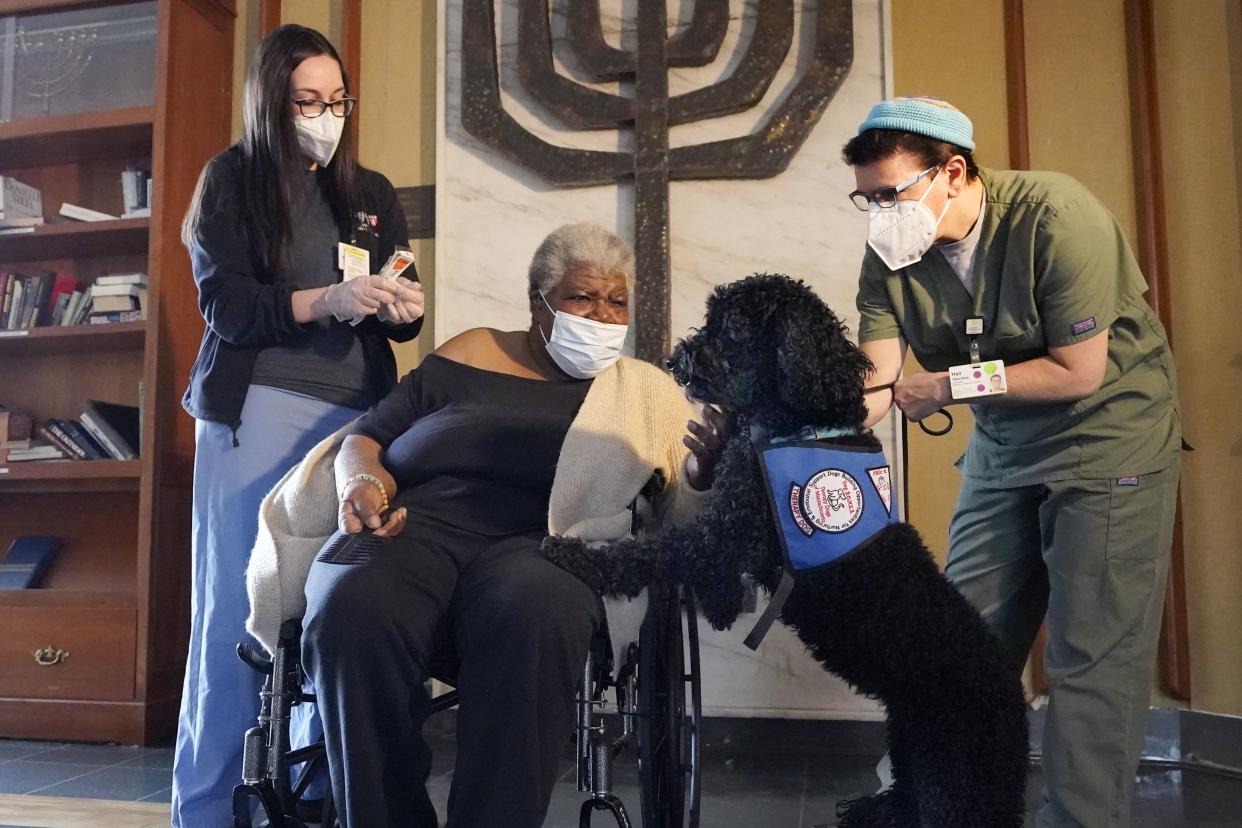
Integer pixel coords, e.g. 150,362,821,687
245,356,710,652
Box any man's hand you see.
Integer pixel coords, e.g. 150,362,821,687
894,372,951,421
684,404,732,491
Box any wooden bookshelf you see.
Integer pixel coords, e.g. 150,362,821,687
0,219,151,262
0,459,143,489
0,0,235,745
0,107,154,169
0,589,137,610
0,321,146,356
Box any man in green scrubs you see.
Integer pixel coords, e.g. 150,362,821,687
845,97,1182,828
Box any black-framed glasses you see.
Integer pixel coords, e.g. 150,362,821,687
849,164,940,211
292,97,358,118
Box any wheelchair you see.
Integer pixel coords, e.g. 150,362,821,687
232,581,702,828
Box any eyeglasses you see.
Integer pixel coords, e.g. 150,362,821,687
849,164,941,211
292,97,358,118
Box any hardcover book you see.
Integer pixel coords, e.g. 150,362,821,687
0,536,61,589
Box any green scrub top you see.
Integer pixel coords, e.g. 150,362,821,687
856,167,1181,487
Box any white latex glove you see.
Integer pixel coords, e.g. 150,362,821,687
377,276,425,325
323,275,400,326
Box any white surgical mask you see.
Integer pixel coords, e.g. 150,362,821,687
538,293,628,379
295,113,345,167
866,168,951,270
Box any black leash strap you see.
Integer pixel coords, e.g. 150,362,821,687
743,571,795,651
863,381,954,437
917,409,953,436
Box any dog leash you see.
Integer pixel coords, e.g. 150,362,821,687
863,381,954,437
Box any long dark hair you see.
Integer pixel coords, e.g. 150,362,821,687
182,24,360,269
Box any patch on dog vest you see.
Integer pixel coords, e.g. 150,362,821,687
744,429,899,650
759,440,897,572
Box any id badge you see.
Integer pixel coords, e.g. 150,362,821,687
337,242,370,281
949,359,1008,400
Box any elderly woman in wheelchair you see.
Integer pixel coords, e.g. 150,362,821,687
236,223,726,828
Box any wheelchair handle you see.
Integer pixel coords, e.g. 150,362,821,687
237,642,274,675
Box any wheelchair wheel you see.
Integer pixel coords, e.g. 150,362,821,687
637,583,701,828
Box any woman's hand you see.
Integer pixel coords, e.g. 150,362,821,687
684,404,732,491
377,277,425,325
893,372,952,421
322,275,401,325
338,477,407,537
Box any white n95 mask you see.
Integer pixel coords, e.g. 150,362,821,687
295,113,344,167
539,294,628,379
867,168,951,271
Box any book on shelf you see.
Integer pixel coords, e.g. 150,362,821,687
0,407,33,465
80,400,140,460
59,290,88,326
121,166,152,219
38,423,83,461
91,295,138,313
48,419,108,460
2,274,22,329
90,282,144,299
58,203,120,223
0,407,33,443
89,309,143,325
44,274,83,326
0,176,43,229
87,276,146,316
4,441,66,462
0,273,10,324
96,272,148,288
0,271,87,330
0,536,62,590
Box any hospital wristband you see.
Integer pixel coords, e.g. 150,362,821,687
340,473,389,513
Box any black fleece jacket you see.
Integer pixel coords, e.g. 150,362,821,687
181,145,422,432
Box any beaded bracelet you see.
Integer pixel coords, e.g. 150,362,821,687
340,473,389,513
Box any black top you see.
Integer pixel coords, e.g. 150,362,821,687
351,355,593,536
181,144,422,429
250,170,371,408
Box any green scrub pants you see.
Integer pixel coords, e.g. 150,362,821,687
946,462,1179,828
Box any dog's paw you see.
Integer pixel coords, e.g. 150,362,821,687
541,536,600,591
832,790,917,828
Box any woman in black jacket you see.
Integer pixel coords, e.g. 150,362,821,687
173,25,422,827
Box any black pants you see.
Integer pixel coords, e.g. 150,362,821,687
301,522,600,828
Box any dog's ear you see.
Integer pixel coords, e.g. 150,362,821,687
775,302,874,427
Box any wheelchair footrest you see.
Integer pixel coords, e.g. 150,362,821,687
580,794,633,828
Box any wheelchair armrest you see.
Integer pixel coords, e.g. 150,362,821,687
237,642,274,675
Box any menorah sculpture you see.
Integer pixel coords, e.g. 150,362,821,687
15,21,96,117
461,0,853,362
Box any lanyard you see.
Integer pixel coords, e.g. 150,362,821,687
965,316,984,366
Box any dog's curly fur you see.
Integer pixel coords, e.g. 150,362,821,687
543,274,1029,827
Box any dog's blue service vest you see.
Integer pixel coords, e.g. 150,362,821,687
744,426,899,650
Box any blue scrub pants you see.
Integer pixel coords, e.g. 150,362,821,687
172,385,361,828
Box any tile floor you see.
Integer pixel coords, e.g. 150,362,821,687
1,732,1240,826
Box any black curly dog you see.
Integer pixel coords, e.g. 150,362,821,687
544,274,1028,827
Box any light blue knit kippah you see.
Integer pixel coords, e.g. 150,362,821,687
858,96,976,151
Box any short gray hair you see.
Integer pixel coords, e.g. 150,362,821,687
528,223,635,301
